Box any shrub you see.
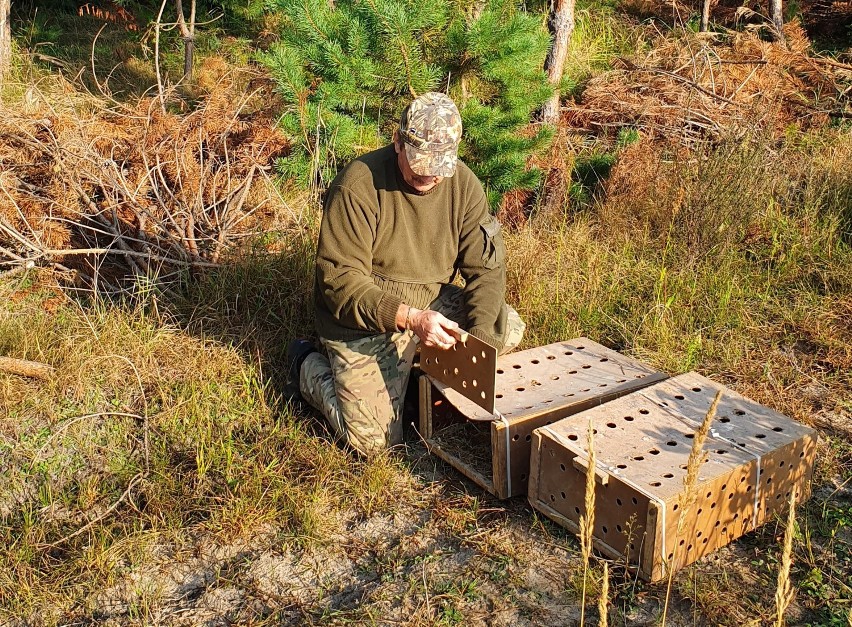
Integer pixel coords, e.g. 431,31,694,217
260,0,553,208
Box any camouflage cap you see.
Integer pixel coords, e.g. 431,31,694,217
399,92,462,178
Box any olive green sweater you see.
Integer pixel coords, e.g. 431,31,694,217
314,144,507,349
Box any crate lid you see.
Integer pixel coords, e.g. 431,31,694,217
429,338,666,422
538,372,816,500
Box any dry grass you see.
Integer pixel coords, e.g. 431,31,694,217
775,492,797,626
579,419,597,626
0,269,421,623
597,561,609,627
2,10,851,624
502,115,850,624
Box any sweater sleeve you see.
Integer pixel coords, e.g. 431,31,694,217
315,184,403,333
455,180,507,350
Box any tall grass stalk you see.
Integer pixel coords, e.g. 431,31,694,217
774,492,797,626
661,390,721,626
597,561,609,627
579,418,597,627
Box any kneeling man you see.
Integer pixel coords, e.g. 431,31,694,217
288,92,524,456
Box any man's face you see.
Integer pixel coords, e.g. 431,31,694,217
394,135,444,192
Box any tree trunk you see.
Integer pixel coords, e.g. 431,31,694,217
0,0,11,81
700,0,711,32
175,0,196,82
183,35,194,79
770,0,785,43
540,0,575,125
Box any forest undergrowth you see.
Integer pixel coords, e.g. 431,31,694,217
1,3,851,625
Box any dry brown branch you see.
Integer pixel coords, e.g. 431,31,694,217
0,81,290,295
620,59,745,107
566,24,849,145
0,356,55,380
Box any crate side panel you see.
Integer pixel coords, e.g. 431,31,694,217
662,462,759,573
530,428,654,566
423,378,495,493
754,433,819,525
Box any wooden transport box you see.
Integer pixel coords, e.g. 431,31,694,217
418,338,667,499
527,372,818,582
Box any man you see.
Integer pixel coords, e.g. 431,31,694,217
287,92,525,456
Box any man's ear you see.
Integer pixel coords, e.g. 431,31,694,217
392,130,401,153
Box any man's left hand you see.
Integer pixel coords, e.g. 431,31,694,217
408,308,460,350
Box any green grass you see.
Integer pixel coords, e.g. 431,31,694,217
0,276,419,623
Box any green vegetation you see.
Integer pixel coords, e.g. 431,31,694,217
260,0,553,206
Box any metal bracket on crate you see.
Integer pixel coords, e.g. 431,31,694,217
421,331,498,414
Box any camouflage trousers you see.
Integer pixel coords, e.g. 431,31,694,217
300,285,525,456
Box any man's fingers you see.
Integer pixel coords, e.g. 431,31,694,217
432,330,456,347
423,328,456,349
414,311,465,349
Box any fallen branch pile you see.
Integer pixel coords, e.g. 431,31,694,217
566,22,851,143
0,84,290,294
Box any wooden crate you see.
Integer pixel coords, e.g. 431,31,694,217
527,372,818,582
418,338,667,499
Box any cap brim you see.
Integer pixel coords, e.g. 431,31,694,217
404,143,458,178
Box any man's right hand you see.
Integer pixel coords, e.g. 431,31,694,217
408,308,461,350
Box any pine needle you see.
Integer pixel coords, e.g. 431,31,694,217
774,491,797,626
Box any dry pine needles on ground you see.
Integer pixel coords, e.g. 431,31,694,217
0,80,291,294
566,22,851,143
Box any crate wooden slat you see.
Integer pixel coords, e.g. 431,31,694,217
419,338,667,498
528,372,818,581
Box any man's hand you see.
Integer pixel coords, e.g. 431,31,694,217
409,308,461,350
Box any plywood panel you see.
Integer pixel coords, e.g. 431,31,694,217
421,333,497,412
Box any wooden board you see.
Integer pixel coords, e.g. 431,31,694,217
421,332,498,413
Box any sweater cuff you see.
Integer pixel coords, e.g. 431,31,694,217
469,327,503,353
377,293,404,333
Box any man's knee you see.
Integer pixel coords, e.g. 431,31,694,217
325,335,410,455
339,403,396,455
